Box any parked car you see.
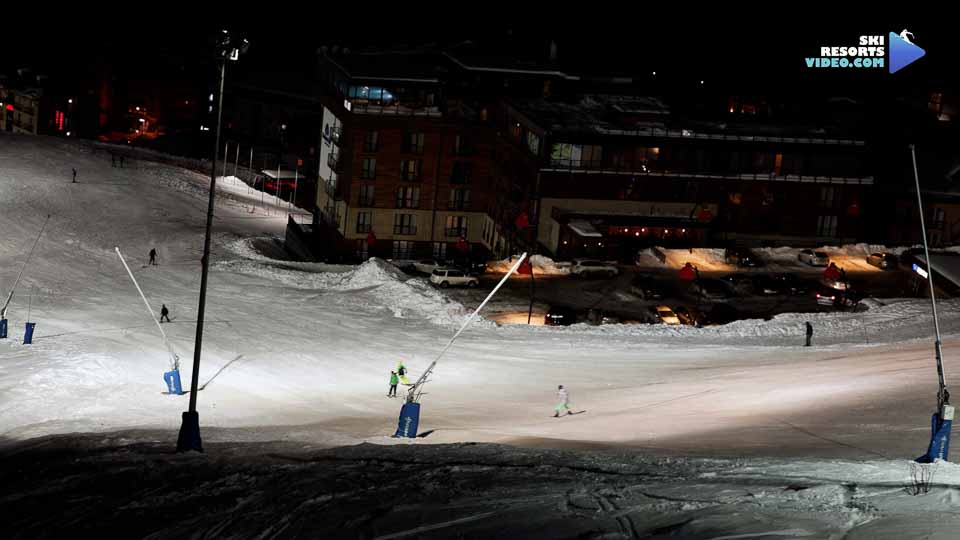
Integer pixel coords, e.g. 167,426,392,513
630,275,666,300
771,273,810,295
814,286,860,308
708,303,741,325
720,273,754,293
866,252,898,270
691,278,734,300
570,259,619,278
430,267,479,288
724,247,765,268
586,308,620,325
752,275,784,296
413,258,444,274
545,305,577,326
673,306,706,326
798,249,830,267
650,305,681,325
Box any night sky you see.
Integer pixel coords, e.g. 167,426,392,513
6,13,958,96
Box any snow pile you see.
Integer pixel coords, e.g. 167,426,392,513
225,237,354,273
488,254,570,275
216,251,473,327
507,297,960,346
659,247,727,270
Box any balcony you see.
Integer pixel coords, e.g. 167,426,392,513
447,200,471,211
327,153,341,172
394,226,418,236
445,227,468,238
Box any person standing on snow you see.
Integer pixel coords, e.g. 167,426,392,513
805,321,813,347
388,371,399,397
72,168,77,183
554,385,572,417
149,248,157,266
160,304,171,323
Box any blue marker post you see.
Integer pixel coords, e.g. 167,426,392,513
0,318,7,339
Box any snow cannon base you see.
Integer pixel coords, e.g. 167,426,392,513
394,402,421,438
23,322,35,345
0,318,7,339
917,405,954,463
176,411,203,453
163,369,183,395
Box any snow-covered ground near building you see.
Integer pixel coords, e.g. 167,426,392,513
488,254,572,275
636,243,916,273
4,134,960,537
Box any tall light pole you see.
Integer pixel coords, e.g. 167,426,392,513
178,30,249,453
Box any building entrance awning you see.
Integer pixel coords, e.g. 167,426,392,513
568,219,603,237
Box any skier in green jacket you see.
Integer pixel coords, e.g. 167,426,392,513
388,371,399,397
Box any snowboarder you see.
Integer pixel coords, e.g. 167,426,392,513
805,322,813,347
160,304,171,323
388,371,399,397
554,385,572,417
72,168,77,183
149,248,157,266
397,361,410,385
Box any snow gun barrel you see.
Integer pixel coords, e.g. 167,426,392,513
1,214,51,319
407,253,529,404
115,247,179,371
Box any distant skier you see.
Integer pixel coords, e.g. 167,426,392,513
388,371,399,397
149,248,157,266
805,322,813,347
72,168,77,183
160,304,171,323
554,385,572,417
397,361,410,385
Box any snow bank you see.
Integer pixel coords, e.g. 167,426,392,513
505,297,960,346
216,249,474,327
488,254,570,275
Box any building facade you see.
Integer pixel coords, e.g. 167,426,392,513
311,52,496,263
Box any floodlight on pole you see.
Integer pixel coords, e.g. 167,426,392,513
177,30,247,454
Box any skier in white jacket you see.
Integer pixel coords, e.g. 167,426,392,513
554,385,571,417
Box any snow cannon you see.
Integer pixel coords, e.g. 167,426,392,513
164,369,184,395
394,401,421,438
23,322,36,345
0,318,7,339
917,404,954,463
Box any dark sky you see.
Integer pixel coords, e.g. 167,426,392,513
5,12,959,95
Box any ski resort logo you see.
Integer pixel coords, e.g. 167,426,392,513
804,30,925,73
888,29,926,74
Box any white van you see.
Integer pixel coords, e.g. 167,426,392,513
430,267,479,288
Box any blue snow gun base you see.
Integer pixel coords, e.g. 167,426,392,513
163,369,183,395
917,405,954,463
394,402,421,438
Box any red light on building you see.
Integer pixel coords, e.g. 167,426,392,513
5,104,13,111
55,111,64,131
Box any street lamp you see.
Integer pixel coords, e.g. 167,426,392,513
177,30,249,453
